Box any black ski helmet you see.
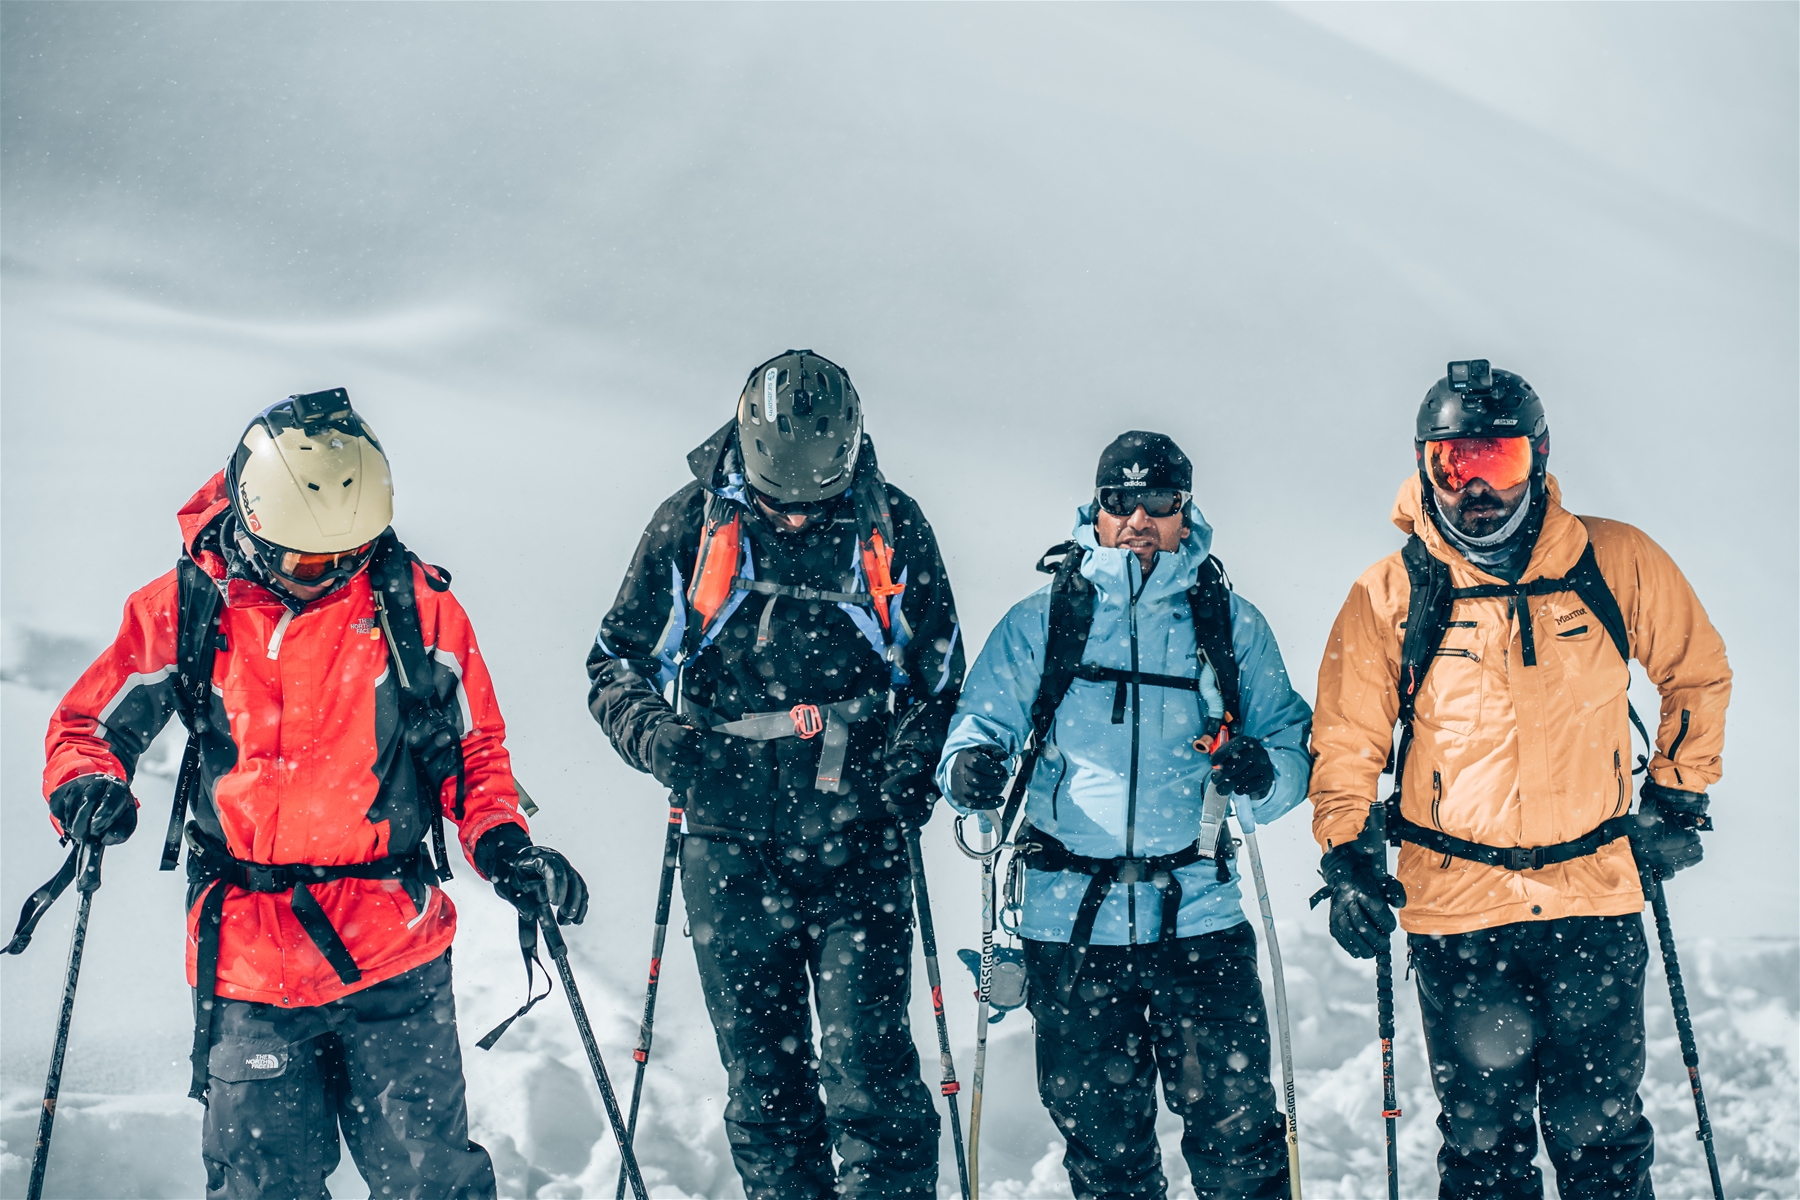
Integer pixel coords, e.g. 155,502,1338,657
735,350,864,503
1415,359,1549,482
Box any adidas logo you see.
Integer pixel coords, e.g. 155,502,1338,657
1122,463,1149,487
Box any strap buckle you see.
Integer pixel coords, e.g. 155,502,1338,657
239,862,287,892
789,704,824,739
1504,846,1545,871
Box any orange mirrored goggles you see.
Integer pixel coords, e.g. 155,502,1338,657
276,541,376,583
1425,437,1533,493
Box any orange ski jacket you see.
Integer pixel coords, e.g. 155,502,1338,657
42,473,528,1007
1309,475,1731,935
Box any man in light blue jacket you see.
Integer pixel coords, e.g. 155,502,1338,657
936,431,1312,1200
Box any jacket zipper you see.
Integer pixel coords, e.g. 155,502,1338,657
1432,770,1450,869
1666,709,1693,785
1612,749,1626,818
1125,560,1147,944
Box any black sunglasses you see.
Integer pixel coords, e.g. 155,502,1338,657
1097,488,1186,519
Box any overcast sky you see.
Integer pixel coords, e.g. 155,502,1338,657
2,5,1793,1192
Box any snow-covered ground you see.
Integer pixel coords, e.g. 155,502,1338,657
3,5,1794,1198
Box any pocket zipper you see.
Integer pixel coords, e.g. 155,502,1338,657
1433,771,1451,869
1611,750,1626,818
1556,625,1589,638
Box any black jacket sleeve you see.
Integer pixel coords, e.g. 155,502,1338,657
883,485,966,778
586,483,706,774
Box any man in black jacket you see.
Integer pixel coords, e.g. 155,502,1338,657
588,350,965,1199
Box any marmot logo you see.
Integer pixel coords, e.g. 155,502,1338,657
1555,607,1589,625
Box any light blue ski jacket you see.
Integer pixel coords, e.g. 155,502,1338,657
935,502,1313,945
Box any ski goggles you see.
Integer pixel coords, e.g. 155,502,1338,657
1097,487,1186,519
250,536,377,587
1425,437,1533,493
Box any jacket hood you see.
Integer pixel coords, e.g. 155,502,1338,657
1391,472,1567,581
688,420,882,494
1070,498,1216,599
179,471,234,569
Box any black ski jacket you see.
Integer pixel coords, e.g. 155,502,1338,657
588,423,965,844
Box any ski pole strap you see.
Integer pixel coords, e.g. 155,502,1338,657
183,824,427,1099
2,843,83,956
1390,812,1637,871
477,912,553,1051
1015,826,1213,1002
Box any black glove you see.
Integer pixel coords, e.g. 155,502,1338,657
947,745,1010,811
880,744,937,828
1631,781,1710,879
475,824,590,926
1210,735,1275,800
647,717,725,791
48,774,137,846
1312,817,1406,959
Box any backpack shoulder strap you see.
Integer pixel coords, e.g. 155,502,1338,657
164,554,225,870
1187,555,1241,726
1568,518,1631,666
370,530,463,876
370,531,439,704
1029,541,1093,745
1397,535,1455,725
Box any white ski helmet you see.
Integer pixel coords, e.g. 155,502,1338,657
228,389,392,586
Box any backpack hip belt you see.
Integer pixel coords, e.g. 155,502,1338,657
1015,824,1228,1003
183,824,432,1100
1387,811,1639,872
687,692,886,793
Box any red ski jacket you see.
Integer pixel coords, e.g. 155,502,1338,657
42,473,528,1008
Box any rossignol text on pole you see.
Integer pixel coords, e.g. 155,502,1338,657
902,824,972,1200
1232,797,1302,1200
3,842,106,1200
536,910,650,1200
1368,802,1401,1200
969,839,997,1199
615,803,684,1200
1635,854,1725,1200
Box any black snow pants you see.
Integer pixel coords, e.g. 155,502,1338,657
1024,922,1289,1200
1410,914,1655,1200
200,950,495,1200
681,823,940,1200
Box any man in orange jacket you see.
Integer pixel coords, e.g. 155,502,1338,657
1309,361,1730,1200
40,390,588,1200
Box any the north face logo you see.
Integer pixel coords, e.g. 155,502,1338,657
247,1053,281,1070
1122,463,1149,486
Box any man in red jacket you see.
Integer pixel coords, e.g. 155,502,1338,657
39,389,587,1200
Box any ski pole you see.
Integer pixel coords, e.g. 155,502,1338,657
1636,857,1725,1200
615,802,683,1200
536,912,650,1200
969,843,997,1199
901,824,972,1200
21,842,105,1200
1233,797,1302,1200
1366,803,1400,1200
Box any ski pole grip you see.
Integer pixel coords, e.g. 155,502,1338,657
78,844,106,895
538,910,568,960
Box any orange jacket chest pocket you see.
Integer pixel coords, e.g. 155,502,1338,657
1542,598,1629,709
1413,616,1486,736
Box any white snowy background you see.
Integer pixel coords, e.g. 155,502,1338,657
2,4,1794,1198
